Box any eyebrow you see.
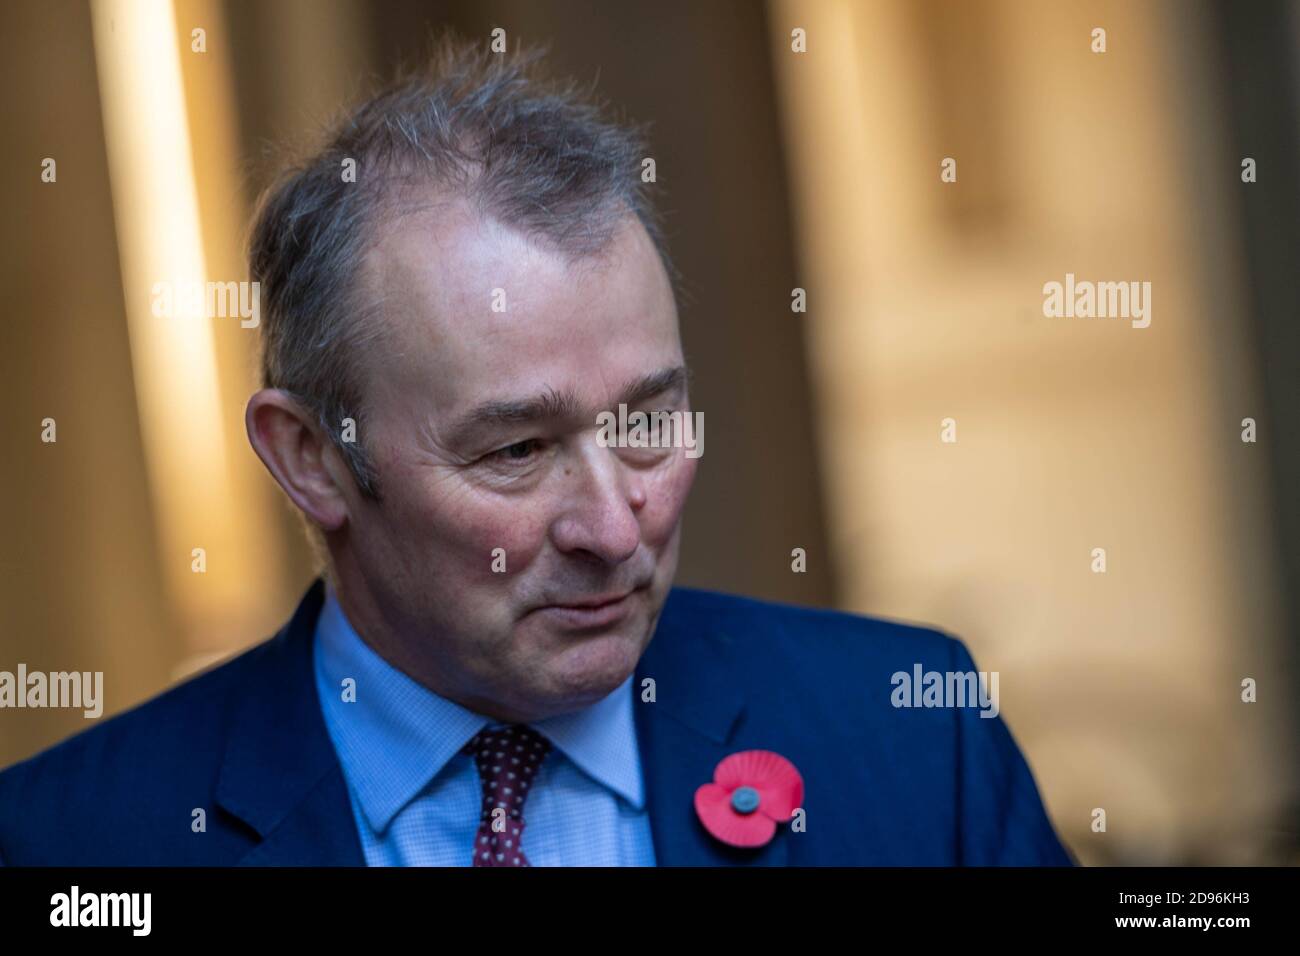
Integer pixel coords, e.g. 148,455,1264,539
446,364,690,449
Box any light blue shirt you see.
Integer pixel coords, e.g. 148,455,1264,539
312,587,656,866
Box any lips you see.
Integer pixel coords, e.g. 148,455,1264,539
546,591,634,610
531,588,641,629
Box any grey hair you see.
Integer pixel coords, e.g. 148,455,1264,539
248,33,673,501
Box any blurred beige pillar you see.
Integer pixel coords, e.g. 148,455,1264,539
91,0,284,666
768,0,1292,863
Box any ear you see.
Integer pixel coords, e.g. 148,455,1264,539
245,389,352,532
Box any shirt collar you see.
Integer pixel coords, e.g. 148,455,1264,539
313,586,645,834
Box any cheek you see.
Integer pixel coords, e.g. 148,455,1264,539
641,454,698,544
380,473,551,575
443,499,552,575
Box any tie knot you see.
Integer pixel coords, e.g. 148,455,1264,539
462,724,552,811
464,722,551,757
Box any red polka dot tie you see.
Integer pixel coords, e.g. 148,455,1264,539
462,724,552,866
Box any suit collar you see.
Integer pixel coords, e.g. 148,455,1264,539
214,580,366,865
635,590,745,745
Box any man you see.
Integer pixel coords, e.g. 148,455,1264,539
0,39,1072,866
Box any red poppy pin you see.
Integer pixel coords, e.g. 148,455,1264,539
693,750,804,848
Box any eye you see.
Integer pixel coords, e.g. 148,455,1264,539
490,439,542,463
619,410,679,449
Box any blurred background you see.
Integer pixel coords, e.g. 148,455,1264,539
1,0,1297,866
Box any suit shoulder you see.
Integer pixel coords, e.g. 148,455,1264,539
0,634,278,822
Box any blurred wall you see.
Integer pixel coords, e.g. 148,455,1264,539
0,0,179,769
768,0,1297,863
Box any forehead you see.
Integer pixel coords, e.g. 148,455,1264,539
358,200,681,420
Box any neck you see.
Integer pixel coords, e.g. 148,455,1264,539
322,550,571,724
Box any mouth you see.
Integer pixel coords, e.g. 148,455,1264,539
531,587,643,630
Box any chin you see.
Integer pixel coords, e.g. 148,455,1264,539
541,627,646,707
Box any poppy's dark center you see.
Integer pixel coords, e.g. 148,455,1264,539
731,785,761,814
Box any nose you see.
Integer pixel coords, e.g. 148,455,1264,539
548,443,643,565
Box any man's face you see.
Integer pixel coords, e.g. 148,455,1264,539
336,202,697,721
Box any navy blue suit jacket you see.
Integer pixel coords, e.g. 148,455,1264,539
0,582,1073,865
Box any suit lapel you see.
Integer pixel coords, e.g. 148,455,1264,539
634,591,789,866
213,580,366,866
234,764,365,866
